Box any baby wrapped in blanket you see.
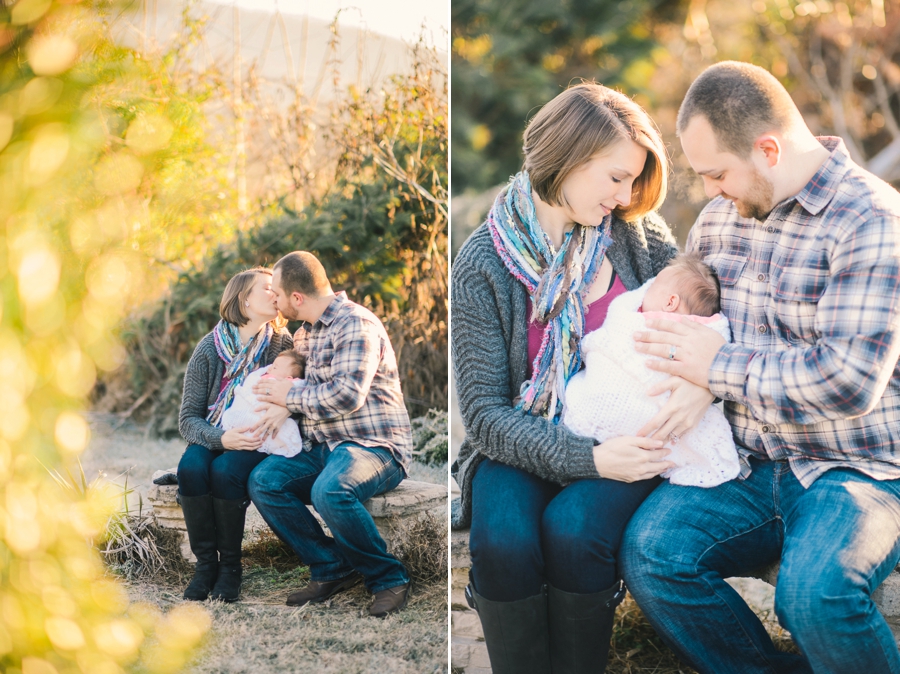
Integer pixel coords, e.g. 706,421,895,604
221,349,305,458
563,253,740,487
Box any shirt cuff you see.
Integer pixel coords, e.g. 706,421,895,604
708,343,755,404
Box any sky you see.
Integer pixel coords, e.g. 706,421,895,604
207,0,448,45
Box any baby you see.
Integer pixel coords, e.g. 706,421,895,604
563,253,740,487
220,349,306,458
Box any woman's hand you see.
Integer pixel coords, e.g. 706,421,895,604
251,403,292,439
221,426,264,451
592,436,674,482
637,377,716,441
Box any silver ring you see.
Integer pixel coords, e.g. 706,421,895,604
668,344,677,360
266,388,271,395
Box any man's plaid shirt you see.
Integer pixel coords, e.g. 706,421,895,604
688,137,900,487
286,292,412,473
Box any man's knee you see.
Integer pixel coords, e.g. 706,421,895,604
774,564,867,635
310,473,354,515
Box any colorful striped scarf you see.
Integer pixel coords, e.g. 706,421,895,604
206,320,274,427
487,171,612,423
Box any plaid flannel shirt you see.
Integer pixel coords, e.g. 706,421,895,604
286,292,412,473
688,137,900,487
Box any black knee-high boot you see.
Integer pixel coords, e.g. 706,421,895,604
209,497,248,602
547,580,626,673
467,579,552,674
180,493,218,601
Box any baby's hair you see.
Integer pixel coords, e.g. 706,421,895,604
275,349,306,378
666,252,721,316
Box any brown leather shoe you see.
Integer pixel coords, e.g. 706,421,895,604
368,583,410,618
285,572,362,607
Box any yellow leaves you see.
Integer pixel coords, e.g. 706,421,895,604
126,114,174,155
0,112,13,151
5,483,41,553
44,617,85,650
26,124,70,186
54,412,89,455
54,343,96,399
453,35,492,64
92,619,143,659
9,0,52,26
542,53,565,73
93,153,144,196
469,124,491,152
19,77,63,116
14,238,60,306
26,34,79,76
85,254,130,301
41,586,77,618
142,604,211,673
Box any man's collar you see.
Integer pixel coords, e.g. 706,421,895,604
312,291,347,327
790,136,851,216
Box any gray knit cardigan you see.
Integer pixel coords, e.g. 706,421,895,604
451,213,678,529
178,328,294,450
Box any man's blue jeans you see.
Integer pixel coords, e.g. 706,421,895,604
470,457,660,601
621,457,900,674
247,441,408,593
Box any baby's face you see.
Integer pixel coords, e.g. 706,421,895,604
642,267,687,314
269,356,299,378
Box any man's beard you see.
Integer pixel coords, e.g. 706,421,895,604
733,165,774,221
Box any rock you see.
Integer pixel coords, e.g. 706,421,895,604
148,469,447,563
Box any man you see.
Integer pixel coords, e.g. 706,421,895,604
623,61,900,673
248,250,413,617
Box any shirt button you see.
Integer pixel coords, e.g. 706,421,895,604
766,226,775,233
724,393,734,401
757,273,767,282
761,425,770,433
758,325,768,334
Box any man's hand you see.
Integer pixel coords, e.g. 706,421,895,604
633,318,725,387
251,402,292,439
253,377,294,409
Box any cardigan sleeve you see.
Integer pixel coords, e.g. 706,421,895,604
451,252,599,485
178,334,226,450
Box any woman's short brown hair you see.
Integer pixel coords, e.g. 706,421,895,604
523,82,669,221
220,267,285,328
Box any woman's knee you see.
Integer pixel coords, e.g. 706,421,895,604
177,445,213,496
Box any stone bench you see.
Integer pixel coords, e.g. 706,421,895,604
449,528,900,673
148,469,447,562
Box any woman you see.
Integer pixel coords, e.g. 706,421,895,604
451,83,712,673
177,267,294,602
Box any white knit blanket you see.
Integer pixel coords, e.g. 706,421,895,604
220,366,304,458
563,282,740,487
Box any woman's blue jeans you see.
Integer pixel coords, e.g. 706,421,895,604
177,444,268,500
621,456,900,674
469,457,661,601
247,441,408,593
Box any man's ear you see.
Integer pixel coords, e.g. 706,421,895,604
755,135,781,168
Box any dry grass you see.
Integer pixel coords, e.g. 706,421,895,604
385,512,448,585
123,565,448,674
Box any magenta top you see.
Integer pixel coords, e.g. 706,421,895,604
526,273,628,378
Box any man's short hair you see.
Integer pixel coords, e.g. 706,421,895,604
274,251,330,298
667,252,721,317
676,61,802,158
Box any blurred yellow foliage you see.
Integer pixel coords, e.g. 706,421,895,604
0,1,210,672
